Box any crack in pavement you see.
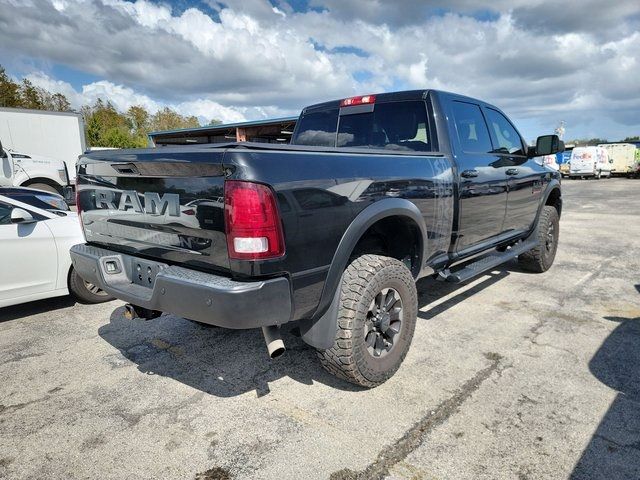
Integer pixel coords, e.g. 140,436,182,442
329,352,504,480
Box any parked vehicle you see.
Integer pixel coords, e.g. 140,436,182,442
569,146,612,179
598,143,637,177
541,154,559,171
70,89,563,387
0,108,86,197
556,148,572,177
0,140,72,194
0,187,113,308
631,151,640,179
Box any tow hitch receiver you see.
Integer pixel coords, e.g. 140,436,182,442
124,303,162,321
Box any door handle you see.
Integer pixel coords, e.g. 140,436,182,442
506,168,519,176
460,169,479,178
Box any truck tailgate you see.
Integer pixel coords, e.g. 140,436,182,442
76,148,230,274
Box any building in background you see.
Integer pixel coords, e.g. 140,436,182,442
148,116,298,147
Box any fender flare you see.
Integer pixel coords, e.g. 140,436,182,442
299,198,428,349
535,179,562,224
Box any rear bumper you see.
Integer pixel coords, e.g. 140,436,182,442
70,244,292,329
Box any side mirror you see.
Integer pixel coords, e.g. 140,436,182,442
532,134,564,157
11,208,36,224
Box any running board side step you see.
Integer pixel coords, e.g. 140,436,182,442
441,239,538,283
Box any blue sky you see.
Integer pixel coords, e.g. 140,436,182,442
0,0,639,141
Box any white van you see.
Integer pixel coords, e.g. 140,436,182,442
569,146,612,179
598,143,637,176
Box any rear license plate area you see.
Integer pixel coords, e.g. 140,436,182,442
132,260,160,288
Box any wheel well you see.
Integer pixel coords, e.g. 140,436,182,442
67,265,74,288
22,177,63,194
545,188,562,217
350,216,422,277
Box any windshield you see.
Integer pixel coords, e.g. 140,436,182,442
293,101,430,152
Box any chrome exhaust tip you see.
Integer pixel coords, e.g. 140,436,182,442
262,325,285,359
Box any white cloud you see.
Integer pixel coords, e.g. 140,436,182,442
1,0,638,139
25,72,250,124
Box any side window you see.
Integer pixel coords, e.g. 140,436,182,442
451,101,493,154
0,202,13,225
484,108,525,156
293,109,339,147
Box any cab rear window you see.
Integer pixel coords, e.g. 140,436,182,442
337,101,429,151
294,101,430,151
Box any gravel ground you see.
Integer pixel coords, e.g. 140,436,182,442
1,178,639,480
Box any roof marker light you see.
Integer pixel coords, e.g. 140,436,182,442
340,95,376,107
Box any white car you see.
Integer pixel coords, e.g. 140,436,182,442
0,187,113,308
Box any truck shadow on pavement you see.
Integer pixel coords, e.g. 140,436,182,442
416,269,511,321
99,307,362,397
570,284,640,480
97,262,517,398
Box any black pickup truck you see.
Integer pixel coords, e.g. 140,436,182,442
71,89,563,387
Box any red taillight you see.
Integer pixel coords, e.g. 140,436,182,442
224,180,285,260
340,94,376,107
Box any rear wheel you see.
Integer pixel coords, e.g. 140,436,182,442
518,206,559,273
68,268,114,304
316,254,418,388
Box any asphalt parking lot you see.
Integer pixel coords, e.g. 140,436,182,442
1,178,639,480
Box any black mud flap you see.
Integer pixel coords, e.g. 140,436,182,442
299,283,341,350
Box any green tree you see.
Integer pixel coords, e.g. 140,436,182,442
127,105,151,146
622,136,639,142
0,66,21,107
50,93,71,111
84,99,133,147
101,126,138,149
567,138,609,147
0,64,204,148
127,105,150,134
150,107,200,132
208,118,223,126
19,78,45,109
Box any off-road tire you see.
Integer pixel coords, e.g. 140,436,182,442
316,254,418,388
68,268,114,304
518,206,559,273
